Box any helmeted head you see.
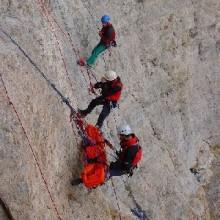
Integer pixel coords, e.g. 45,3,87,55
101,15,110,24
104,70,117,81
117,124,132,136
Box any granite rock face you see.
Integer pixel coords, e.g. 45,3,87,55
0,0,220,219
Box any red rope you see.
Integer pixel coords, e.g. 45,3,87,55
0,74,63,220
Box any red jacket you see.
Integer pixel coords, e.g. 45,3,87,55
105,78,123,102
100,23,116,47
119,134,142,167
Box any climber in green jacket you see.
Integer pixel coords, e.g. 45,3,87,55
78,15,116,67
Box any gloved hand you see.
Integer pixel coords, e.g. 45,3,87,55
110,101,117,109
123,162,132,172
115,150,121,157
69,109,75,122
104,139,114,149
111,40,117,47
98,31,103,37
101,77,107,83
94,82,102,89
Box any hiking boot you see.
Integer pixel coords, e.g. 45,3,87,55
95,124,100,129
95,124,101,130
77,57,86,66
95,124,103,133
78,109,88,117
71,178,83,186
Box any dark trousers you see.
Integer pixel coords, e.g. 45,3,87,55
85,96,112,128
109,161,127,177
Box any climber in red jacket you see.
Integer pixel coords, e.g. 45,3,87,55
78,70,123,128
78,15,116,67
108,124,142,178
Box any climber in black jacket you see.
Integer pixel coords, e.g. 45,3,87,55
78,70,123,128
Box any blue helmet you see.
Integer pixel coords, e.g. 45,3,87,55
101,15,110,24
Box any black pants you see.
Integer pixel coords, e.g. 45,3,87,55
84,96,115,128
109,161,128,177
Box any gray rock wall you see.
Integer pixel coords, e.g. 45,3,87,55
0,0,219,219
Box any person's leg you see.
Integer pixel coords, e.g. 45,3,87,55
86,42,106,66
80,96,105,116
71,178,83,186
108,161,125,178
96,101,111,128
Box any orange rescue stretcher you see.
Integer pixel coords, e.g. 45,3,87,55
80,124,108,188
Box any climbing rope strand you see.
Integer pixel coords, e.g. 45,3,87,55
0,74,63,220
87,68,98,82
1,25,89,131
0,28,73,112
0,27,88,142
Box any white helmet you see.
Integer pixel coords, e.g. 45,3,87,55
117,124,132,136
104,70,117,81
